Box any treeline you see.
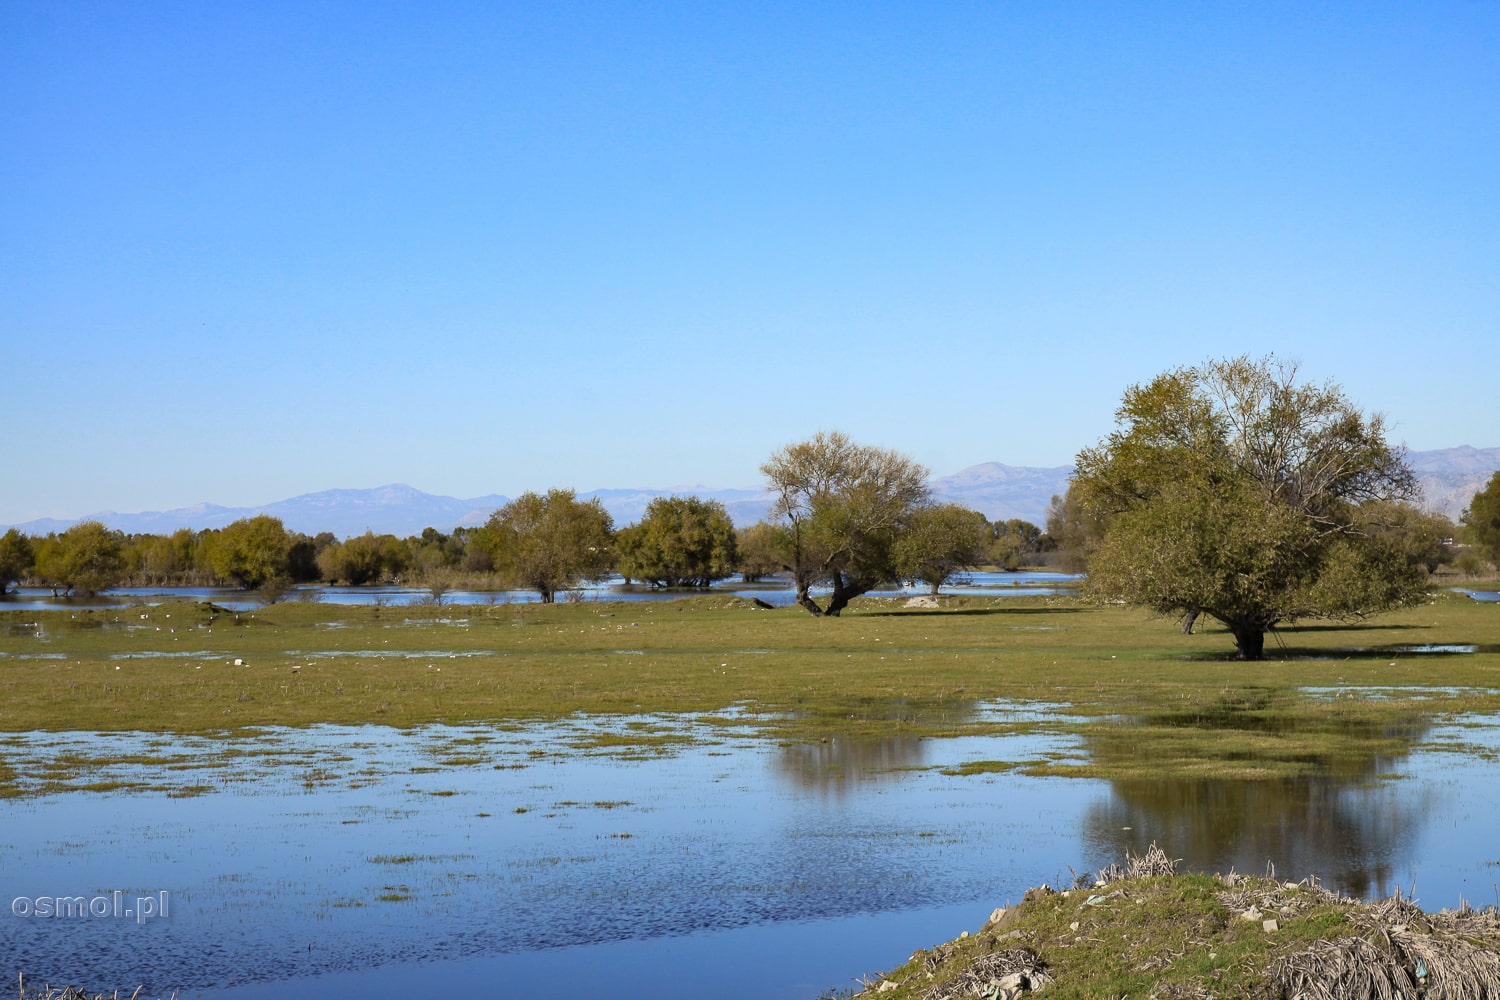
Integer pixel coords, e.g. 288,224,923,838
0,518,494,598
0,494,1059,600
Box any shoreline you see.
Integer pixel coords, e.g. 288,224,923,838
854,847,1500,999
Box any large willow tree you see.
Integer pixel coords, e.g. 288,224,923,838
1073,356,1426,659
762,431,930,617
483,489,614,603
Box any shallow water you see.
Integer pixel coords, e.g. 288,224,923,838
2,710,1498,998
0,572,1082,613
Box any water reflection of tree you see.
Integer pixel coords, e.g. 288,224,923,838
774,736,930,798
1083,730,1441,900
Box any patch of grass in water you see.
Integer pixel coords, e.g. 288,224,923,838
165,783,215,798
565,731,698,751
942,759,1025,776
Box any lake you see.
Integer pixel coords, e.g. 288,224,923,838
0,571,1082,614
3,705,1498,998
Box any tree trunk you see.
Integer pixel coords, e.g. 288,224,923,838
794,576,824,616
822,572,876,616
1230,624,1265,660
823,574,851,617
1180,609,1199,635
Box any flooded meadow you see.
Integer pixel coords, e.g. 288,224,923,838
3,590,1499,997
4,706,1500,998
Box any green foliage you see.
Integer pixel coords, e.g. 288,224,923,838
285,532,323,583
1463,470,1500,565
405,526,468,577
616,496,738,588
209,515,293,590
1045,487,1102,574
987,517,1051,570
762,431,930,616
131,528,198,583
734,521,783,582
0,528,34,593
1355,502,1453,575
316,532,409,585
895,504,990,593
1074,356,1423,659
481,489,614,603
32,521,127,596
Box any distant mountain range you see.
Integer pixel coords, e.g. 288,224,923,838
8,447,1496,539
1405,446,1500,522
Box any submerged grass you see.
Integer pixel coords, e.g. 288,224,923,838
1,591,1498,794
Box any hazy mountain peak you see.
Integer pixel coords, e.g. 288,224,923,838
5,447,1495,537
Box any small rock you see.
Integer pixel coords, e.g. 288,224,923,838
1263,918,1280,933
989,907,1006,925
233,658,244,666
995,972,1027,991
959,930,969,939
1069,920,1080,931
876,981,899,993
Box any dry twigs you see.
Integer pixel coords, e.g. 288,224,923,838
1270,889,1500,999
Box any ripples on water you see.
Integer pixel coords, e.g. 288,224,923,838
2,711,1499,999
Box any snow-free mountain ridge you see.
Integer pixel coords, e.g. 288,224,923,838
8,448,1497,539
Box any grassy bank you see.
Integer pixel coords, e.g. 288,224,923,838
852,846,1500,999
1,590,1498,790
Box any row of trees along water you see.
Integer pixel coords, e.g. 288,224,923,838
4,357,1497,658
0,491,1059,604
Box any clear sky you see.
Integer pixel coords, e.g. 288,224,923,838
3,1,1496,525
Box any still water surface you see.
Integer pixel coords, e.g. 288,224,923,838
0,572,1081,613
3,708,1499,998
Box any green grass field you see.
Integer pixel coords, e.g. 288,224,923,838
2,590,1498,791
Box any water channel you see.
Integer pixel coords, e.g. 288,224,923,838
3,705,1499,999
0,571,1081,614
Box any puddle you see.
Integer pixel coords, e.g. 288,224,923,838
284,649,498,659
1301,685,1494,701
109,650,232,660
1308,643,1499,658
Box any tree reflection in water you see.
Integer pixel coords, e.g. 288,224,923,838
1084,722,1442,900
771,698,995,797
774,734,932,798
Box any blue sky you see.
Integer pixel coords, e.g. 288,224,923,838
3,1,1497,525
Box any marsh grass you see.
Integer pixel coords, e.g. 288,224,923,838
2,591,1499,795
